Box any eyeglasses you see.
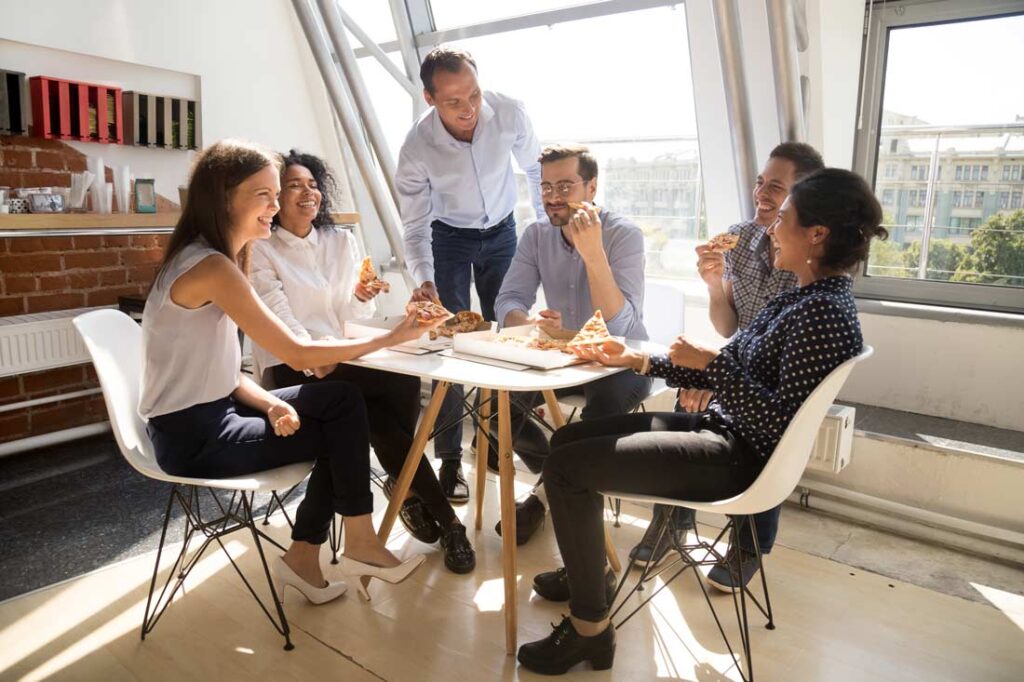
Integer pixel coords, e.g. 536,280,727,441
540,180,584,197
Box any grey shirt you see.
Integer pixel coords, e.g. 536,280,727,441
494,211,648,340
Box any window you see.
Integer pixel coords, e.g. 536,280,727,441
882,189,895,205
352,2,704,282
855,2,1024,311
884,163,898,179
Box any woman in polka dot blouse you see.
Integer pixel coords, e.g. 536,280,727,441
517,168,889,675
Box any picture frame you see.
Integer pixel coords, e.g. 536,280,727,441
27,192,66,213
134,178,156,213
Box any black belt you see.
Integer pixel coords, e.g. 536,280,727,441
432,212,514,234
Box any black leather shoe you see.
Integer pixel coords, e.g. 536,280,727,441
439,461,469,505
533,566,618,605
628,505,690,566
438,523,476,574
383,478,441,544
495,494,546,546
517,616,616,675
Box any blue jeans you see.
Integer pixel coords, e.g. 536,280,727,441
430,214,517,460
669,397,780,553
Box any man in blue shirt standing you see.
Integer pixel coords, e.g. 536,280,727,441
491,144,652,547
396,47,545,504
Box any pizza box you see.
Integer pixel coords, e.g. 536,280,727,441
344,316,451,354
452,324,588,370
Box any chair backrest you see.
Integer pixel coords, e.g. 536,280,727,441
642,280,686,345
722,346,874,515
73,309,171,482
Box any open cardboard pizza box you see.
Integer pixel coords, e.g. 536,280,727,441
344,316,482,354
452,324,593,370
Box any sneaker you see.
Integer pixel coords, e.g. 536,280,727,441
706,545,761,593
628,505,691,566
382,477,441,544
438,461,469,505
532,566,617,605
438,523,476,574
495,494,546,546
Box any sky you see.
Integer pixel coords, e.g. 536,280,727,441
882,13,1024,125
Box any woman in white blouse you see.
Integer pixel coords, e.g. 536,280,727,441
250,151,476,574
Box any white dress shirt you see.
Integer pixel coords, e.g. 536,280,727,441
249,225,375,374
396,90,545,286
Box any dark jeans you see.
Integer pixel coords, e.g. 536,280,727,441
147,382,373,545
430,213,517,460
670,399,781,553
274,363,456,527
543,411,761,622
509,370,654,460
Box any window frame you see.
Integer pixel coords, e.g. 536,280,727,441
852,0,1024,314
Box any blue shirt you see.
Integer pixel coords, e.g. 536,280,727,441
647,276,862,458
396,90,545,285
723,220,799,330
493,211,649,340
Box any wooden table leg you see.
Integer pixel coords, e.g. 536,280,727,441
362,381,450,596
474,387,492,531
497,390,518,655
541,390,622,574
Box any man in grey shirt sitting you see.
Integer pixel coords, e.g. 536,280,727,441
491,144,652,546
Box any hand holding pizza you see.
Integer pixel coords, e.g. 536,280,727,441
695,244,726,287
387,306,449,345
668,334,719,370
567,204,605,264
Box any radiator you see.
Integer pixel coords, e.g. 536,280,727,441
0,307,109,378
806,404,856,474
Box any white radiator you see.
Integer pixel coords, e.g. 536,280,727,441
0,307,109,378
806,404,856,474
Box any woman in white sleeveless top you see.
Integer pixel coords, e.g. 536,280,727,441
249,150,476,575
140,140,444,603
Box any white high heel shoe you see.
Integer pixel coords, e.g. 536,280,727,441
339,554,426,601
271,556,348,605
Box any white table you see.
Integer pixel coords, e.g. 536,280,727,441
344,346,649,654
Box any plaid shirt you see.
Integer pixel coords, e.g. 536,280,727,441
722,220,798,330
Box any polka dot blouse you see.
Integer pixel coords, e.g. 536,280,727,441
646,276,863,459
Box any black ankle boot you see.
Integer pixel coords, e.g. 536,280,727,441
517,616,615,675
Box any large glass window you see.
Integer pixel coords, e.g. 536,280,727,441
429,0,604,30
859,5,1024,309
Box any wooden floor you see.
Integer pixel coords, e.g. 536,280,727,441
1,467,1021,682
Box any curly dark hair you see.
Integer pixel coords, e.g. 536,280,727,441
788,168,889,273
274,149,339,229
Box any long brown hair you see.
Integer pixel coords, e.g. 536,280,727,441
156,139,281,283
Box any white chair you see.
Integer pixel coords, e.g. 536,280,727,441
73,309,313,651
603,346,874,682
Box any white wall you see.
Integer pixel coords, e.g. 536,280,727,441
0,0,352,206
840,312,1024,432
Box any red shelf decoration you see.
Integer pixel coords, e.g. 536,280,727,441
28,75,123,144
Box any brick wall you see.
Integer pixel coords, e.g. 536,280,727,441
1,135,175,444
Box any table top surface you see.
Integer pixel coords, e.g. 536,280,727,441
345,340,665,391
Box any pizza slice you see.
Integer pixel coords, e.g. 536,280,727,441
567,310,613,347
567,201,601,212
706,232,741,253
428,310,486,340
406,300,452,323
358,256,391,293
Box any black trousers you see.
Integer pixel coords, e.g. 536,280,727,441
147,381,372,545
543,411,761,622
274,364,457,528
